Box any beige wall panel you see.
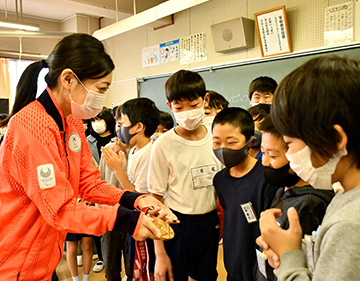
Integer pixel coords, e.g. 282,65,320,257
188,0,249,69
60,16,77,32
112,26,148,81
104,79,138,107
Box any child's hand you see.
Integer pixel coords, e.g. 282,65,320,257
259,207,303,257
154,251,174,281
256,236,280,269
137,196,179,224
112,137,127,155
101,146,126,172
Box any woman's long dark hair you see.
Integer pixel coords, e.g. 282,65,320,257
0,33,115,128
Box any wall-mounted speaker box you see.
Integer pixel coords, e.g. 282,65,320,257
211,17,255,53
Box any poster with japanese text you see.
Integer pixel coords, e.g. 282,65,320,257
180,32,207,65
324,2,353,46
160,39,179,64
255,6,292,57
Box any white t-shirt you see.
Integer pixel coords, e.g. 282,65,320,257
148,127,222,214
127,141,152,194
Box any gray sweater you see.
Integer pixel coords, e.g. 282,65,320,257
275,185,360,280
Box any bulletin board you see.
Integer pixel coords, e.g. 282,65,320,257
138,44,360,116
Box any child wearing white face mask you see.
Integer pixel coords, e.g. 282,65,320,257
148,70,223,281
85,107,115,273
87,107,115,165
257,56,360,281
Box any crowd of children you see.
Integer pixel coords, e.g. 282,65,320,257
94,62,358,281
1,37,359,281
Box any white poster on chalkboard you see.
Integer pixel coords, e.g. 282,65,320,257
255,6,292,57
324,2,354,46
180,32,207,65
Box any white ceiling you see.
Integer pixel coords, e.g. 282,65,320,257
0,0,168,22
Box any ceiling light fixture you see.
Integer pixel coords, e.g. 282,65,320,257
0,18,39,32
93,0,211,41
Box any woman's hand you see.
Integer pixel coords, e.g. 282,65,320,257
133,214,161,241
101,146,126,172
258,207,303,257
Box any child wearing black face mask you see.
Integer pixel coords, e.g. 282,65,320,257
257,115,334,281
97,104,134,281
101,97,161,281
212,107,278,281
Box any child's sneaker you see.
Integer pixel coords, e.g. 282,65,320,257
93,260,104,272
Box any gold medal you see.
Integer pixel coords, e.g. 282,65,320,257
151,217,175,241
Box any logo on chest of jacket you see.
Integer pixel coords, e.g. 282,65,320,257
68,132,82,153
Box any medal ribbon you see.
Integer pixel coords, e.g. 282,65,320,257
133,206,151,281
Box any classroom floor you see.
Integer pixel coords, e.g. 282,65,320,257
56,244,227,280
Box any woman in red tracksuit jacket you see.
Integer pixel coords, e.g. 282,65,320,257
0,33,163,280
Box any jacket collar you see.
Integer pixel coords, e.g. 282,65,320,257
37,87,66,131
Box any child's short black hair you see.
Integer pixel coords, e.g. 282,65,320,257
165,70,206,102
111,105,119,118
159,111,174,130
249,76,278,100
92,107,115,135
207,90,229,110
212,107,254,141
120,98,160,137
247,103,271,122
259,115,282,139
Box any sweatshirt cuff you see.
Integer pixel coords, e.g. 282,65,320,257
132,212,145,238
113,205,141,235
119,191,142,209
274,250,307,278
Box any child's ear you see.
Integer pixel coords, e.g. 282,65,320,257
135,122,145,133
204,92,210,108
166,101,172,111
333,124,347,151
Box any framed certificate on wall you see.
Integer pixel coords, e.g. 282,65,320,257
255,6,292,57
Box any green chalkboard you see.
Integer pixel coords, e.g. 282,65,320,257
139,43,360,116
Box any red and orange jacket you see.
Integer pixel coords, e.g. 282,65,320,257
0,88,143,280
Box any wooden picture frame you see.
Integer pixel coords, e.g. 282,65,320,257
254,6,292,57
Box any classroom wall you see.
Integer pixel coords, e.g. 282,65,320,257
104,0,352,107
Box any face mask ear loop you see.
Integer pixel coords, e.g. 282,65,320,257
244,136,255,155
73,72,89,92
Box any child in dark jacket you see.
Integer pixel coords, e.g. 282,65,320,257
257,115,334,280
